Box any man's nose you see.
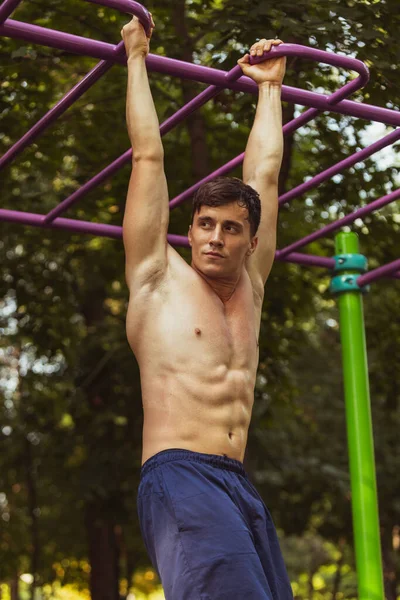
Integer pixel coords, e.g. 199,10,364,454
210,227,224,245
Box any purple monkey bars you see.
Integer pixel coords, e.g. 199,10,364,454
0,0,399,282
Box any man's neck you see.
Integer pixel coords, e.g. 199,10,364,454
190,262,242,304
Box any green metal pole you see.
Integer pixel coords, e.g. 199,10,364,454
333,232,384,600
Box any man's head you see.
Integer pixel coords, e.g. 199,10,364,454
188,177,261,279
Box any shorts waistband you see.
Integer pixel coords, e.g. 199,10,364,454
140,448,248,480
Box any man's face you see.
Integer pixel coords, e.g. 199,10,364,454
188,202,257,278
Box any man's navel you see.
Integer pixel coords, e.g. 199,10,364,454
195,328,201,336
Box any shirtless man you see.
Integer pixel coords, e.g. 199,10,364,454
121,14,293,600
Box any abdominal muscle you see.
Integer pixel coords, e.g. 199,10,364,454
140,362,256,465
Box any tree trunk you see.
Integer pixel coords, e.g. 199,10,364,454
331,551,343,599
125,548,136,599
279,102,296,197
10,575,19,600
85,501,120,600
171,0,209,182
17,352,39,600
381,524,397,600
80,285,121,600
25,437,39,600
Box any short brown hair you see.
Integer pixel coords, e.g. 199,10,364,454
191,177,261,238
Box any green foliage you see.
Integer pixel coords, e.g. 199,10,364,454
1,0,399,598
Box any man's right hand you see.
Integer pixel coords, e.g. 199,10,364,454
121,13,155,61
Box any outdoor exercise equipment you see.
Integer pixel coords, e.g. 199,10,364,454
1,1,399,598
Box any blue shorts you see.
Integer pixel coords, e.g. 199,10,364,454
137,448,293,600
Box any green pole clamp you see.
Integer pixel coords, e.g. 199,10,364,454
333,253,368,274
330,273,370,295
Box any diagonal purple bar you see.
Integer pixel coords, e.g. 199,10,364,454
42,65,245,224
169,107,321,209
0,0,24,25
2,20,400,126
43,42,362,222
0,3,151,171
358,258,400,286
0,41,127,172
0,7,398,288
278,127,400,208
276,187,400,260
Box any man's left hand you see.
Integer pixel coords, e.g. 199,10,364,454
237,39,286,86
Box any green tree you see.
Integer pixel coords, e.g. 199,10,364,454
1,0,399,598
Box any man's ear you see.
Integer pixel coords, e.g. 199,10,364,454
247,236,258,256
188,225,192,246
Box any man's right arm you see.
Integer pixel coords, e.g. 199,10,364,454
121,16,169,290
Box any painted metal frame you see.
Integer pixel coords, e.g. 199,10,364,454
0,0,399,282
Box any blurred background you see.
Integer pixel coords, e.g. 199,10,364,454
0,0,399,598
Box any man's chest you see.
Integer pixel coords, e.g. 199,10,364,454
127,272,262,372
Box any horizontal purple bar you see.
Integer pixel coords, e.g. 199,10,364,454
358,258,400,286
0,208,336,268
276,187,400,260
275,252,335,270
2,207,399,282
84,0,151,35
249,44,369,105
2,19,400,126
0,0,23,25
0,209,121,237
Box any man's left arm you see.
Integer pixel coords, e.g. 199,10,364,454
238,40,286,291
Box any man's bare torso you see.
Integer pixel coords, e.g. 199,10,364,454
126,245,263,466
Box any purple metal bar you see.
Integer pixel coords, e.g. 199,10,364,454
0,7,398,285
2,20,400,126
0,0,23,25
278,127,400,209
170,106,399,212
275,252,335,270
0,208,122,238
0,207,333,268
44,38,360,223
358,258,400,286
42,65,245,224
169,108,321,209
276,187,400,260
249,45,369,104
0,2,150,170
84,0,151,35
42,42,364,222
0,41,127,172
44,106,322,222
